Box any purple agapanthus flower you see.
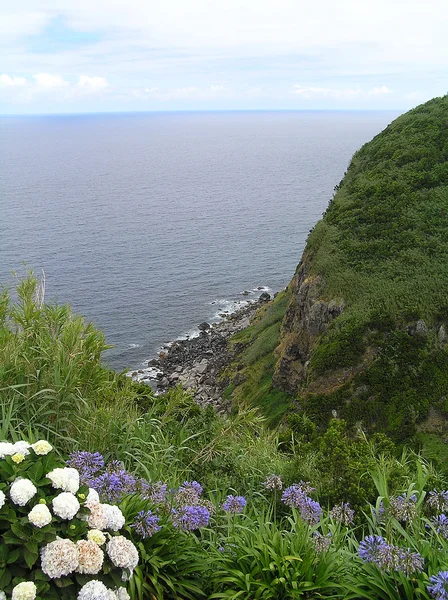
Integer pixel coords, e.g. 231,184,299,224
139,480,168,504
91,469,137,503
222,495,247,514
67,451,104,485
359,535,423,575
430,514,448,539
428,491,448,513
389,494,418,522
171,505,210,531
428,571,448,600
131,510,161,539
359,535,388,564
329,502,355,526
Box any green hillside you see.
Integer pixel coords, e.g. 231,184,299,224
228,96,448,443
279,95,448,441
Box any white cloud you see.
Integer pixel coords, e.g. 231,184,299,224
368,86,391,96
293,85,392,100
33,73,69,89
0,74,27,87
78,75,109,92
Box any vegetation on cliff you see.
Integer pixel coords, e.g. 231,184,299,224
239,96,448,444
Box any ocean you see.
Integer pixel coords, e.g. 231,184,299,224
0,110,398,371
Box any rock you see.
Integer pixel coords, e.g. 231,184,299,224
259,292,271,302
131,371,137,377
416,319,429,336
257,286,264,290
193,360,208,375
148,359,159,367
438,325,447,344
138,370,144,374
198,322,211,331
241,290,250,296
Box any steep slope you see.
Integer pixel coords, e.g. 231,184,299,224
274,96,448,441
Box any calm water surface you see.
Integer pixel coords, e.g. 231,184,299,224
0,110,398,370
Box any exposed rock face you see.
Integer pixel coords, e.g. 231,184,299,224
273,256,344,392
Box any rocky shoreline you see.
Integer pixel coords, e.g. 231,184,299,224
130,292,272,412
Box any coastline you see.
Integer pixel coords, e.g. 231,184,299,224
128,291,274,412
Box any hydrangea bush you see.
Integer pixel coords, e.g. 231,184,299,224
0,440,138,600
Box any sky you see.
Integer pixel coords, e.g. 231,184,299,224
1,0,447,114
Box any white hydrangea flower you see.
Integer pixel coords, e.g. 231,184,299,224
114,588,130,600
28,503,52,527
10,478,37,506
87,528,106,545
52,492,80,520
11,581,37,600
0,590,6,600
76,539,104,574
78,580,115,600
102,504,125,531
0,441,15,458
106,536,139,571
87,502,109,530
41,537,79,578
13,441,31,456
46,467,80,493
32,440,53,455
86,487,100,506
0,489,5,509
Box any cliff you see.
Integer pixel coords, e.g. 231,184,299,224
229,96,448,442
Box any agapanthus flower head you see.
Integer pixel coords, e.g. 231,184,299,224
174,481,203,506
427,490,448,514
138,479,167,503
394,548,424,576
262,474,283,491
222,495,247,514
359,535,388,564
41,538,79,578
131,510,161,539
299,497,322,525
312,531,332,552
329,502,355,526
171,504,210,530
428,571,448,600
67,451,104,485
11,582,36,600
359,535,423,575
389,494,418,522
372,500,385,524
91,470,136,503
281,482,314,508
430,514,448,539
